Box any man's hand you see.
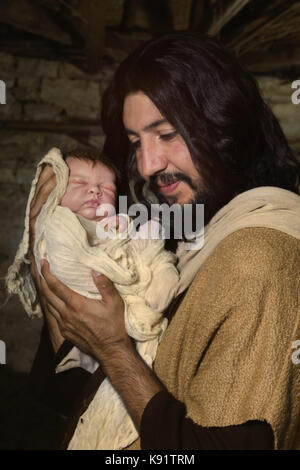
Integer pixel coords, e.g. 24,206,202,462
28,164,56,285
40,260,164,430
29,164,56,254
40,260,132,359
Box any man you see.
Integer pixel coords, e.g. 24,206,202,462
29,33,300,449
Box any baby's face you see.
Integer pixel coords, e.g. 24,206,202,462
60,157,117,220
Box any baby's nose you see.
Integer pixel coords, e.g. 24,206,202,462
89,185,102,196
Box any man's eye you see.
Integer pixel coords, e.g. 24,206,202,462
159,131,177,141
130,140,141,151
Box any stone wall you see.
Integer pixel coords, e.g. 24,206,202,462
0,51,299,374
0,51,120,373
259,76,300,148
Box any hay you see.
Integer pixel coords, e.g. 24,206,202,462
226,1,300,56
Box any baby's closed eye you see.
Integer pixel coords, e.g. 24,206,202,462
71,179,87,185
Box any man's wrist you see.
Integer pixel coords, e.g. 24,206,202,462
94,338,164,430
94,337,136,371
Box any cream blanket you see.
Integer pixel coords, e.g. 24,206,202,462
6,147,179,450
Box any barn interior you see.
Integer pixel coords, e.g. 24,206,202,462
0,0,299,449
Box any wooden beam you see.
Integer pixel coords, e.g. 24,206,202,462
189,0,211,32
80,0,106,73
240,44,300,74
138,0,173,33
0,0,72,45
0,38,85,64
208,0,252,35
36,0,86,39
0,120,102,134
0,28,147,66
106,28,152,55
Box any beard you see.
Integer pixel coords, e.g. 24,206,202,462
149,171,198,204
148,172,212,250
149,171,219,218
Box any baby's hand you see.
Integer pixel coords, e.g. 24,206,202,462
96,215,128,239
97,215,120,231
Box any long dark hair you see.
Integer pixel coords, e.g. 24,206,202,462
101,32,299,217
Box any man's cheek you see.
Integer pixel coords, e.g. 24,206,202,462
136,158,145,180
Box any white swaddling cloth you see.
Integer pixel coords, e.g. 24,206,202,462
6,147,179,450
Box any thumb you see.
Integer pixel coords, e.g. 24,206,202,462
92,271,117,300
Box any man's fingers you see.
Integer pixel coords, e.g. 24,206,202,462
30,165,54,208
92,272,118,301
29,254,41,290
30,173,56,220
29,172,56,252
36,164,54,189
44,297,62,324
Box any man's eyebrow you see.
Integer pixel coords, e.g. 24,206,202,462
125,118,169,136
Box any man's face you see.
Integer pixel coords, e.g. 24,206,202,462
60,157,116,220
123,92,202,206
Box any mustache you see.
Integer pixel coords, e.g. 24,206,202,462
149,172,198,191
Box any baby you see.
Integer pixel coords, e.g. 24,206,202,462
7,146,179,450
43,147,120,351
60,149,130,236
41,148,175,304
60,148,117,222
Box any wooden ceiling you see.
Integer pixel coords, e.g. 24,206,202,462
0,0,299,77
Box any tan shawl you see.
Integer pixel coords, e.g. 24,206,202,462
153,226,300,449
176,186,300,294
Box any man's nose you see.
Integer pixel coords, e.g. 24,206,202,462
139,138,167,179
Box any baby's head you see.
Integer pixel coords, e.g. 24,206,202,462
60,148,118,221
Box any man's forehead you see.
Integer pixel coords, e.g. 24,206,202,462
123,91,169,132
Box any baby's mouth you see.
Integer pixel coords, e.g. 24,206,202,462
85,199,100,208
